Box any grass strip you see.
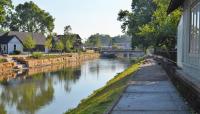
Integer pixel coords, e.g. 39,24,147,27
66,59,143,114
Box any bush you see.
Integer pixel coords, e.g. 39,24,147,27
31,52,44,59
0,58,7,63
13,50,21,55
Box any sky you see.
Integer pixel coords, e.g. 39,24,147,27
12,0,132,40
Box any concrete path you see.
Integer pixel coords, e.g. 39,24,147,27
110,59,191,114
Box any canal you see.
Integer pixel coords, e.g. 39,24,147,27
0,59,130,114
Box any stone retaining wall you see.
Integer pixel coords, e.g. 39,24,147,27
15,53,100,68
0,62,16,73
0,53,99,82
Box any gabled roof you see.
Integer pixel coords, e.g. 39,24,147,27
10,31,46,45
167,0,185,14
0,36,15,44
3,31,46,45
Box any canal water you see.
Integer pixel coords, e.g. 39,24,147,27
0,59,130,114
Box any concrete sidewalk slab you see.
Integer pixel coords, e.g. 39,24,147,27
109,59,191,114
113,93,188,111
126,81,176,93
111,111,190,114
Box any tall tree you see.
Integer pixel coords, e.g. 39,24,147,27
0,0,12,30
117,0,156,50
137,0,182,50
64,25,72,35
7,1,54,35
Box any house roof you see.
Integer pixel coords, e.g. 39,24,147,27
3,31,46,45
167,0,185,14
0,36,15,44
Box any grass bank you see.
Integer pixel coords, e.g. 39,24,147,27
66,59,143,114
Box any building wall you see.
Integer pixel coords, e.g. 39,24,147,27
178,0,200,80
177,16,183,67
1,44,7,54
8,37,23,54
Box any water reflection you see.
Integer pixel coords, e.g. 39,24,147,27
0,59,129,114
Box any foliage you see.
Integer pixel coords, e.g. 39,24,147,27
23,35,36,52
12,50,21,55
118,0,156,50
0,0,12,25
0,104,6,114
45,37,53,50
4,1,54,35
55,41,64,52
85,34,102,48
31,52,44,59
66,60,142,114
0,73,54,114
61,35,74,52
64,25,72,35
118,0,181,51
0,58,7,63
65,38,73,52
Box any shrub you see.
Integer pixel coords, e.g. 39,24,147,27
13,50,21,55
0,58,7,63
31,52,44,59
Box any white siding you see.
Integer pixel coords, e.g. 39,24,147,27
178,0,200,80
7,37,23,54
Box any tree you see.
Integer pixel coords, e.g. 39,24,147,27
117,0,156,50
64,25,72,35
6,1,54,35
137,0,182,51
45,36,52,53
0,0,12,30
65,38,73,52
118,0,181,52
85,34,101,48
23,35,36,55
55,41,64,54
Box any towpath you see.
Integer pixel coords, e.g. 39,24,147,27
109,59,191,114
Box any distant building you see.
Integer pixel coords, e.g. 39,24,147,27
0,31,46,54
168,0,200,79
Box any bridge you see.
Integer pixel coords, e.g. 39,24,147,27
100,50,145,58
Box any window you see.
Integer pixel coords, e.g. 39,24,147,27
190,3,200,54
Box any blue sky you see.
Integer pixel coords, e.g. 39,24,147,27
12,0,132,39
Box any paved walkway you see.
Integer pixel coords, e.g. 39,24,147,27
110,59,191,114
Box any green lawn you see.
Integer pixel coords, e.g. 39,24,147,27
66,59,142,114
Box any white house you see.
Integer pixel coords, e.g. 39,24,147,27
168,0,200,80
0,36,23,54
0,31,46,54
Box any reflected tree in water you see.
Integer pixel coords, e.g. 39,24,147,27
52,67,81,93
0,104,6,114
0,73,54,114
